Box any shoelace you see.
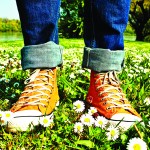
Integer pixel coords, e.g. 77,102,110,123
95,71,132,111
13,69,54,108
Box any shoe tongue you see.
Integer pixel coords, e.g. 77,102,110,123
101,71,120,86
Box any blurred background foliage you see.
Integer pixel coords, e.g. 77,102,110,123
0,0,149,41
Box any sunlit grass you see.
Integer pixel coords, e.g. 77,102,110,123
0,39,149,149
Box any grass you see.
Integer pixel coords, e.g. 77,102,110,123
0,39,150,150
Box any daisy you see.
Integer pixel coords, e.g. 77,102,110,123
88,107,97,115
143,97,150,106
106,126,119,141
1,111,14,126
0,110,4,118
80,114,94,126
95,116,108,129
127,137,147,150
73,100,85,113
78,70,85,74
0,111,5,126
1,111,14,122
74,122,84,133
69,73,76,79
40,116,53,127
4,78,10,83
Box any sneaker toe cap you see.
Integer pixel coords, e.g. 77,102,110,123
110,113,143,131
7,110,42,132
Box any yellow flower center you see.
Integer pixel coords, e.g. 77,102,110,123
0,114,2,117
6,113,10,118
76,104,81,109
98,120,103,125
91,110,95,113
77,126,81,131
84,118,90,123
110,130,116,137
133,144,141,150
43,119,48,124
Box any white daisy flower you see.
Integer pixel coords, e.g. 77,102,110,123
73,100,85,113
69,73,76,79
88,107,97,115
74,122,84,133
40,116,53,127
143,97,150,106
95,116,108,129
127,137,147,150
1,111,14,122
106,126,119,141
78,70,85,74
80,114,94,126
0,111,14,126
0,110,4,118
0,111,5,126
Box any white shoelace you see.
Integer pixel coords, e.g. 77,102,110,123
13,69,54,108
96,71,132,111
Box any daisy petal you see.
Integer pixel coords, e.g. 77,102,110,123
95,116,108,129
80,114,95,126
88,107,97,115
106,126,119,141
40,116,53,127
73,100,85,113
127,137,147,150
74,122,84,133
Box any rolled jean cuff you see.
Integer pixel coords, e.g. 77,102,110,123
21,41,63,70
82,47,125,72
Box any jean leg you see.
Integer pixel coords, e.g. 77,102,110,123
16,0,63,70
16,0,60,45
84,0,131,50
82,0,131,72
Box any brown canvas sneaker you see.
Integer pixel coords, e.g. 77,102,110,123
86,70,142,131
7,68,59,132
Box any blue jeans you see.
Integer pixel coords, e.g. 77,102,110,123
16,0,131,72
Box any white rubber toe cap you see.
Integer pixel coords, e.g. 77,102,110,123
110,113,142,131
7,110,50,132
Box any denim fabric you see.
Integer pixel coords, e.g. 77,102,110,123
16,0,61,46
84,0,131,50
16,0,62,69
16,0,130,71
82,47,125,72
83,0,130,71
21,41,63,70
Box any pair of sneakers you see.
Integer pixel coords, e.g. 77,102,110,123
6,68,141,132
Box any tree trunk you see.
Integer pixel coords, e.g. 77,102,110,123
135,28,145,41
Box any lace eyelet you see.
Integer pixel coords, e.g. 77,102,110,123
99,98,103,102
106,107,111,110
103,102,107,105
96,87,99,91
